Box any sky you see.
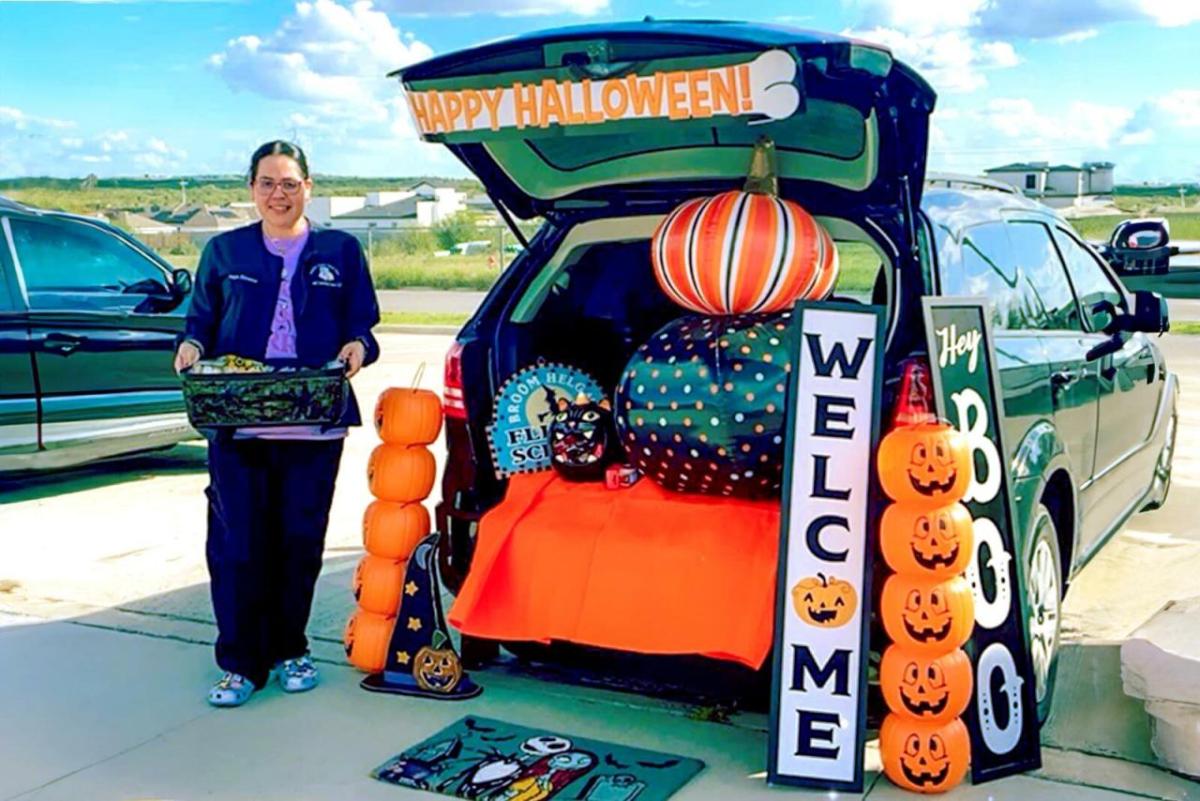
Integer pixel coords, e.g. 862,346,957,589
0,0,1197,184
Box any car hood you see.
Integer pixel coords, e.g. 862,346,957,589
394,21,937,220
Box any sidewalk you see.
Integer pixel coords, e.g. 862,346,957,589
3,610,1197,801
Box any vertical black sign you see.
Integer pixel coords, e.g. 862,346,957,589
922,298,1041,782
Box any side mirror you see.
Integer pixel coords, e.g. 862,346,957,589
1097,290,1169,336
172,268,193,298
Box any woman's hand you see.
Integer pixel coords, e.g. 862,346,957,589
175,341,201,374
338,340,367,378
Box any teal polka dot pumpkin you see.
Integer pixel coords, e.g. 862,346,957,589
615,312,793,499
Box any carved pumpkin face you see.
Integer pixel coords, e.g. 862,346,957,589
881,574,974,654
880,715,970,793
881,502,974,579
791,573,857,628
413,645,463,694
881,646,973,724
877,422,971,505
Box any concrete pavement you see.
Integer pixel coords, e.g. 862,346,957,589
3,332,1200,799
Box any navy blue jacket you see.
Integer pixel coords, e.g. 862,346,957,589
183,222,381,427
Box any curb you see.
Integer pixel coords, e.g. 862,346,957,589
376,324,461,335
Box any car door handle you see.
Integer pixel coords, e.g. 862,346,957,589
1050,370,1078,392
42,334,85,355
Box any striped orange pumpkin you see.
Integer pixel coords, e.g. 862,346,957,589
651,190,838,315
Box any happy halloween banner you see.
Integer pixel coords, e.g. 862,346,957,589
403,49,802,138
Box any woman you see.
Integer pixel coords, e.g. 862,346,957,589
174,140,381,707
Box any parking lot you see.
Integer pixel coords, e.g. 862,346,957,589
1,330,1198,799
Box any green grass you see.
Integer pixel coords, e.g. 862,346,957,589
1069,213,1200,242
835,242,883,293
380,311,470,326
372,254,501,291
1170,321,1200,335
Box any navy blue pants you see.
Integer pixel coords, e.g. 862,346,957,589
205,435,344,688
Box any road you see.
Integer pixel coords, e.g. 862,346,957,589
378,289,485,315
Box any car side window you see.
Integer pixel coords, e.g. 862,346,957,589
9,217,169,311
1052,227,1124,332
1006,221,1081,332
941,221,1046,330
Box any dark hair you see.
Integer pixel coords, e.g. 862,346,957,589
248,140,309,182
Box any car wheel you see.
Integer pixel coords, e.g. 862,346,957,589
1142,405,1177,512
1026,503,1062,726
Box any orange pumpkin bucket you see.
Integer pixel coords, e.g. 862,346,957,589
363,500,430,561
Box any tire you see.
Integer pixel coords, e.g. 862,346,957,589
1026,503,1063,726
1142,405,1177,512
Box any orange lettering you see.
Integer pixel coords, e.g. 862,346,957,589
443,91,464,131
560,80,586,124
666,71,688,120
688,70,712,118
461,89,484,129
513,82,538,129
539,79,565,127
426,91,449,133
601,78,629,118
710,67,737,114
480,87,504,131
627,72,665,117
407,92,432,134
581,79,604,123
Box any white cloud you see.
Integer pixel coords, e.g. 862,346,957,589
208,0,460,177
1053,29,1099,44
850,0,1198,42
0,108,188,177
844,27,1019,92
1156,90,1200,127
373,0,608,15
850,0,988,37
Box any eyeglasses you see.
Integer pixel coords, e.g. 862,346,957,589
252,177,305,195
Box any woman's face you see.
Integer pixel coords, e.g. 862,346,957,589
251,154,311,231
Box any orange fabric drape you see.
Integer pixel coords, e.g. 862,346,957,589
449,472,781,668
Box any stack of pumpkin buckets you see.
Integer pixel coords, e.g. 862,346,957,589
876,361,976,794
344,372,443,674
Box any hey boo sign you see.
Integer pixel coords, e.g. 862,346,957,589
769,303,885,792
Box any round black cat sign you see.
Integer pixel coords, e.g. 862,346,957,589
486,363,603,479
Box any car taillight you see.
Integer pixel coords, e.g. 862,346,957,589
893,356,937,426
444,341,467,420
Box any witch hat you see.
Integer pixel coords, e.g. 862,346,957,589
361,532,482,699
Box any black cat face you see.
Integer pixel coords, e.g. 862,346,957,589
549,394,613,480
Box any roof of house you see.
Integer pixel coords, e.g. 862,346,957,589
333,196,422,220
984,162,1052,173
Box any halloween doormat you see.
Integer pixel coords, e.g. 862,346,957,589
372,716,705,800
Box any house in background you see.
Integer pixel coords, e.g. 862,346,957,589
309,182,468,231
983,162,1116,209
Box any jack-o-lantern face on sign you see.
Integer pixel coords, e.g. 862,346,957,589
880,715,970,793
880,646,973,723
413,645,464,694
881,502,974,578
881,574,973,654
877,423,971,505
791,573,857,628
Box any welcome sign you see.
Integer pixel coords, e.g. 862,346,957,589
404,50,801,138
769,302,884,792
922,298,1042,783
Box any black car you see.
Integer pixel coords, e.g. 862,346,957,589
400,21,1176,721
0,196,196,472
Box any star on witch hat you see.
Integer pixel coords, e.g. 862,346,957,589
361,533,482,699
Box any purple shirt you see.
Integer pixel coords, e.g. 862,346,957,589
237,221,347,441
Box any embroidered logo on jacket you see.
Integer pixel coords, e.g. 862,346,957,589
309,263,342,287
228,273,259,284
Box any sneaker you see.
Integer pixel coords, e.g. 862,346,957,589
208,672,256,707
276,654,320,693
